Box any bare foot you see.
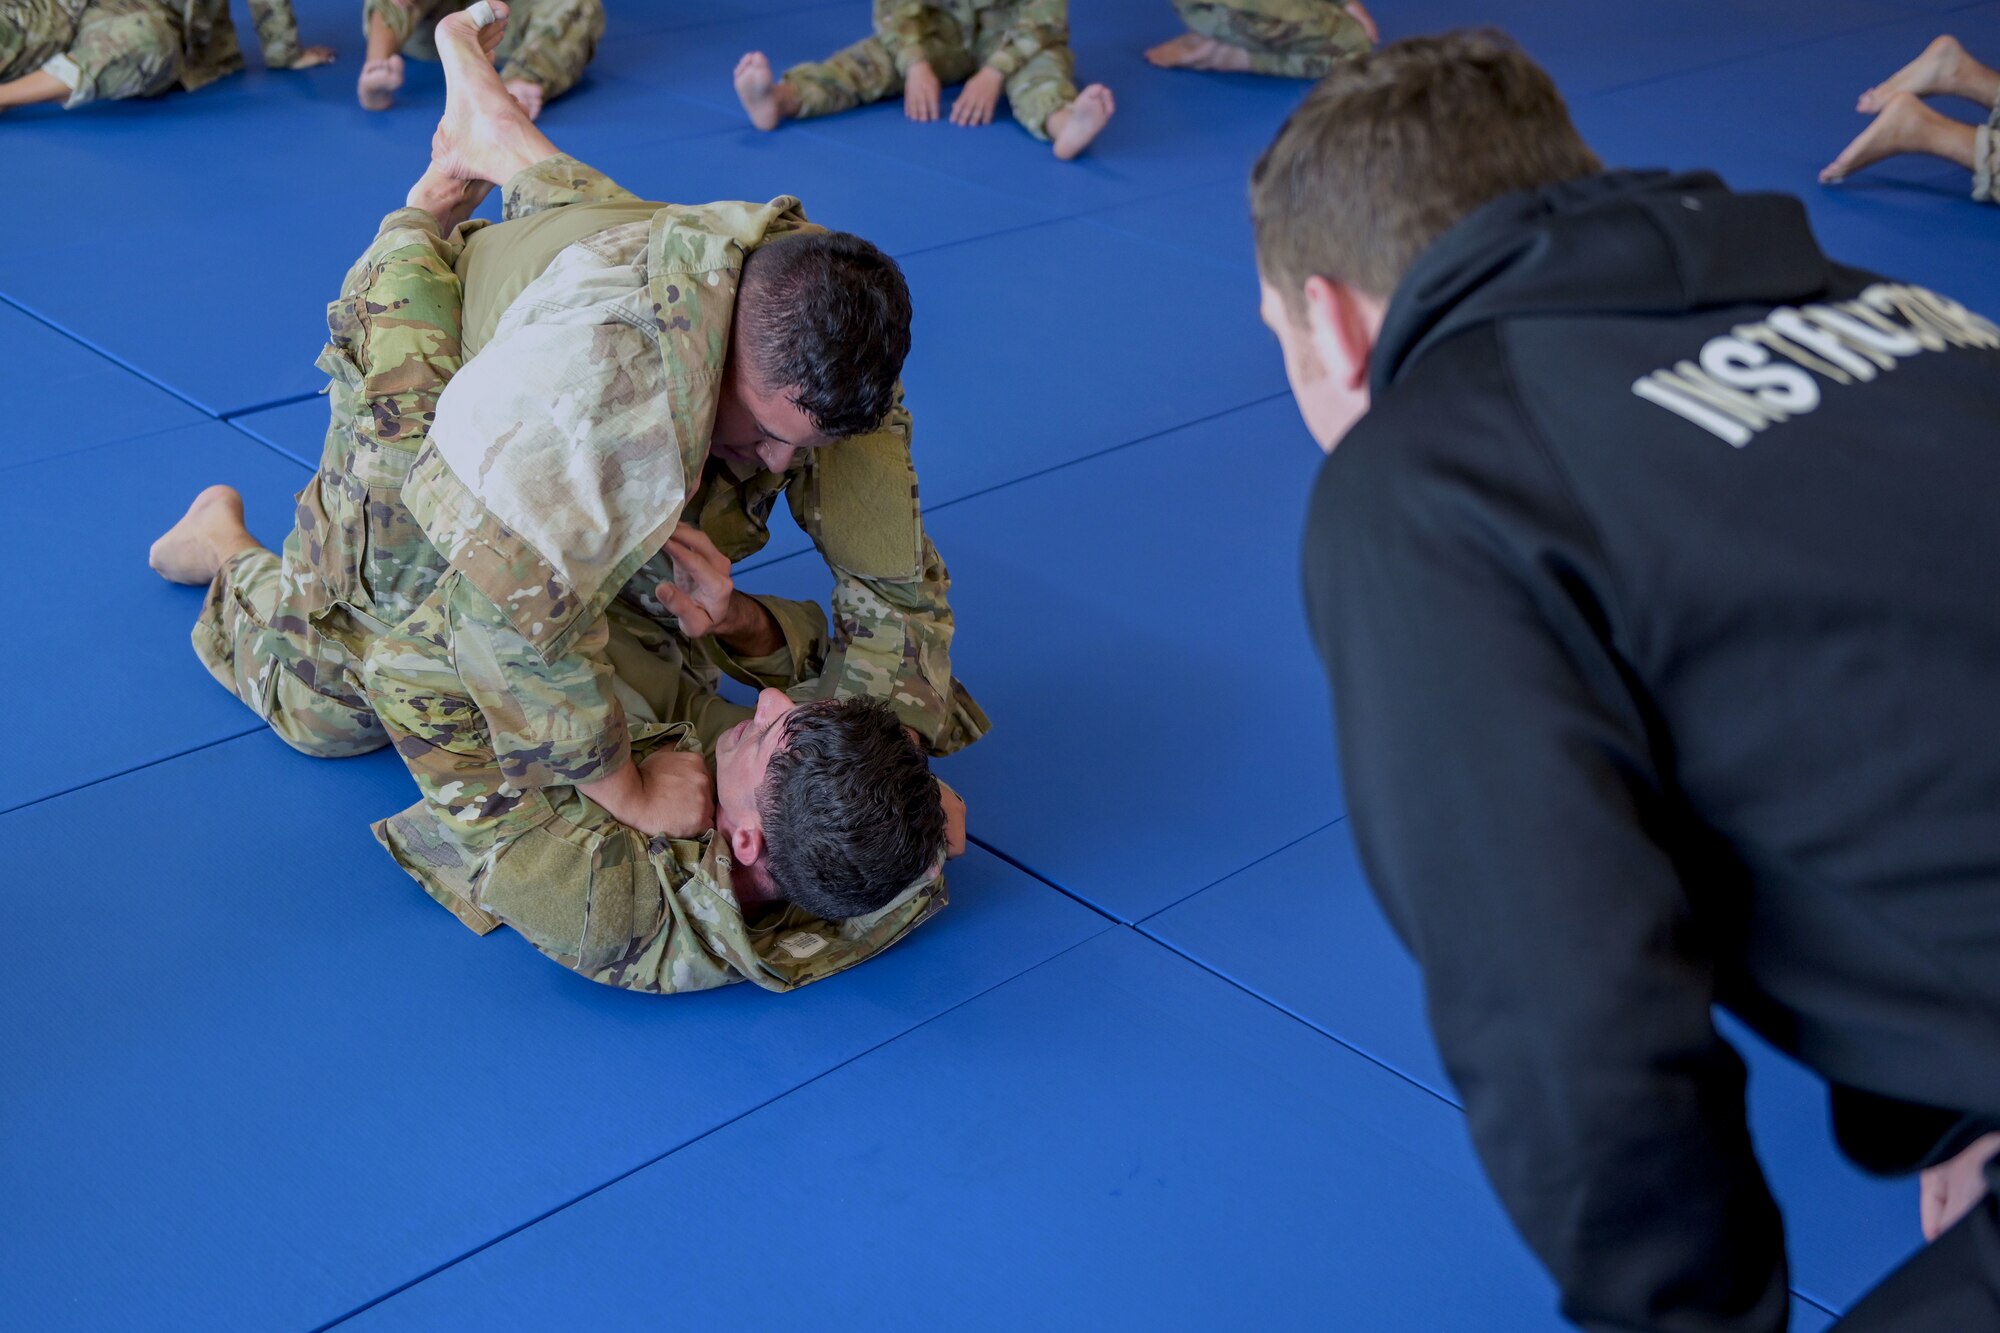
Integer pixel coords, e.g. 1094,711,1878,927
406,160,494,231
734,51,797,130
1050,83,1114,160
1859,34,1966,112
1145,32,1251,72
1822,91,1950,182
358,53,403,110
431,2,558,184
150,486,257,585
1347,0,1379,44
504,77,544,120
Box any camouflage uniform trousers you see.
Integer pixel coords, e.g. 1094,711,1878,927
1975,90,2000,203
363,0,602,98
787,13,1075,140
191,209,467,758
4,0,180,105
1172,0,1371,78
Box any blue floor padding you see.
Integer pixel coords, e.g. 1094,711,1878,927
0,736,1106,1329
1382,0,1919,94
0,423,307,814
343,930,1569,1332
0,304,204,469
1145,821,1923,1316
741,395,1338,923
7,0,1992,1324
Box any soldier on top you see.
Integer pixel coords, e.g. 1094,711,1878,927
148,0,979,994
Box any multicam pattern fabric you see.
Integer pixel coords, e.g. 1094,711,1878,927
786,0,1076,138
360,0,602,98
192,206,465,757
1171,0,1372,78
17,0,307,102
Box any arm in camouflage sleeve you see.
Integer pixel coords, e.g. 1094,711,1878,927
872,0,948,75
247,0,306,67
697,593,832,692
980,0,1068,78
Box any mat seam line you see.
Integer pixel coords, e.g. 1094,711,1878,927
311,926,1117,1330
224,417,322,471
0,293,223,419
1136,815,1350,924
733,388,1293,575
0,728,263,819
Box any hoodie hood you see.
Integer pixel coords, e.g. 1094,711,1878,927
1372,171,1835,396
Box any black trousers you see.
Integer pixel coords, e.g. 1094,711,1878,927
1837,1166,2000,1330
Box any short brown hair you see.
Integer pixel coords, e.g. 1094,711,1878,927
1251,30,1601,304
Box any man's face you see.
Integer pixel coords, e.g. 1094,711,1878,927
711,350,835,476
713,688,798,831
1258,276,1373,453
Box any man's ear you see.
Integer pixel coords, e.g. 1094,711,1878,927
1301,274,1374,393
729,823,765,868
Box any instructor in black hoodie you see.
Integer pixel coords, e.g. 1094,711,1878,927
1264,29,2000,1333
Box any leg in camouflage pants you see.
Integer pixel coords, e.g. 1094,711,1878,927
1165,0,1371,79
1,0,180,108
190,209,468,758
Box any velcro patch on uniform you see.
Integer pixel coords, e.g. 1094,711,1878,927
775,930,829,959
810,429,923,581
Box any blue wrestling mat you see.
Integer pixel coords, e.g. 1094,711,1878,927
2,0,1973,1324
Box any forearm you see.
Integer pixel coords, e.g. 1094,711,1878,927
576,754,650,827
713,591,785,658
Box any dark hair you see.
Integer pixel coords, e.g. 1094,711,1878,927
1251,29,1601,303
737,230,913,439
758,697,946,920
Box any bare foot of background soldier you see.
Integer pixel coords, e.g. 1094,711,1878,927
1822,90,1974,182
1859,34,1971,111
1049,83,1115,160
734,51,799,130
150,486,258,585
358,53,404,110
1145,33,1252,71
503,78,544,120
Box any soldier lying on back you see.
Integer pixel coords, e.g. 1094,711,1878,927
0,0,333,114
732,0,1115,162
149,0,975,992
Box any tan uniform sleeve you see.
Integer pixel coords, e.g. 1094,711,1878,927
786,404,985,751
248,0,306,67
980,0,1067,78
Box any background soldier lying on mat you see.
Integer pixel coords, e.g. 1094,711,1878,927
356,0,601,118
1145,0,1375,78
150,0,971,992
733,0,1115,161
1822,33,2000,204
0,0,332,113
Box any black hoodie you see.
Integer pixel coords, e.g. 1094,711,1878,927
1303,171,2000,1331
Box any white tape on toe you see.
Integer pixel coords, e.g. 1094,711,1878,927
466,0,497,27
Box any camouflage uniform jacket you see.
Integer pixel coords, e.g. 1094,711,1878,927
873,0,1067,78
176,0,306,89
364,197,947,992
